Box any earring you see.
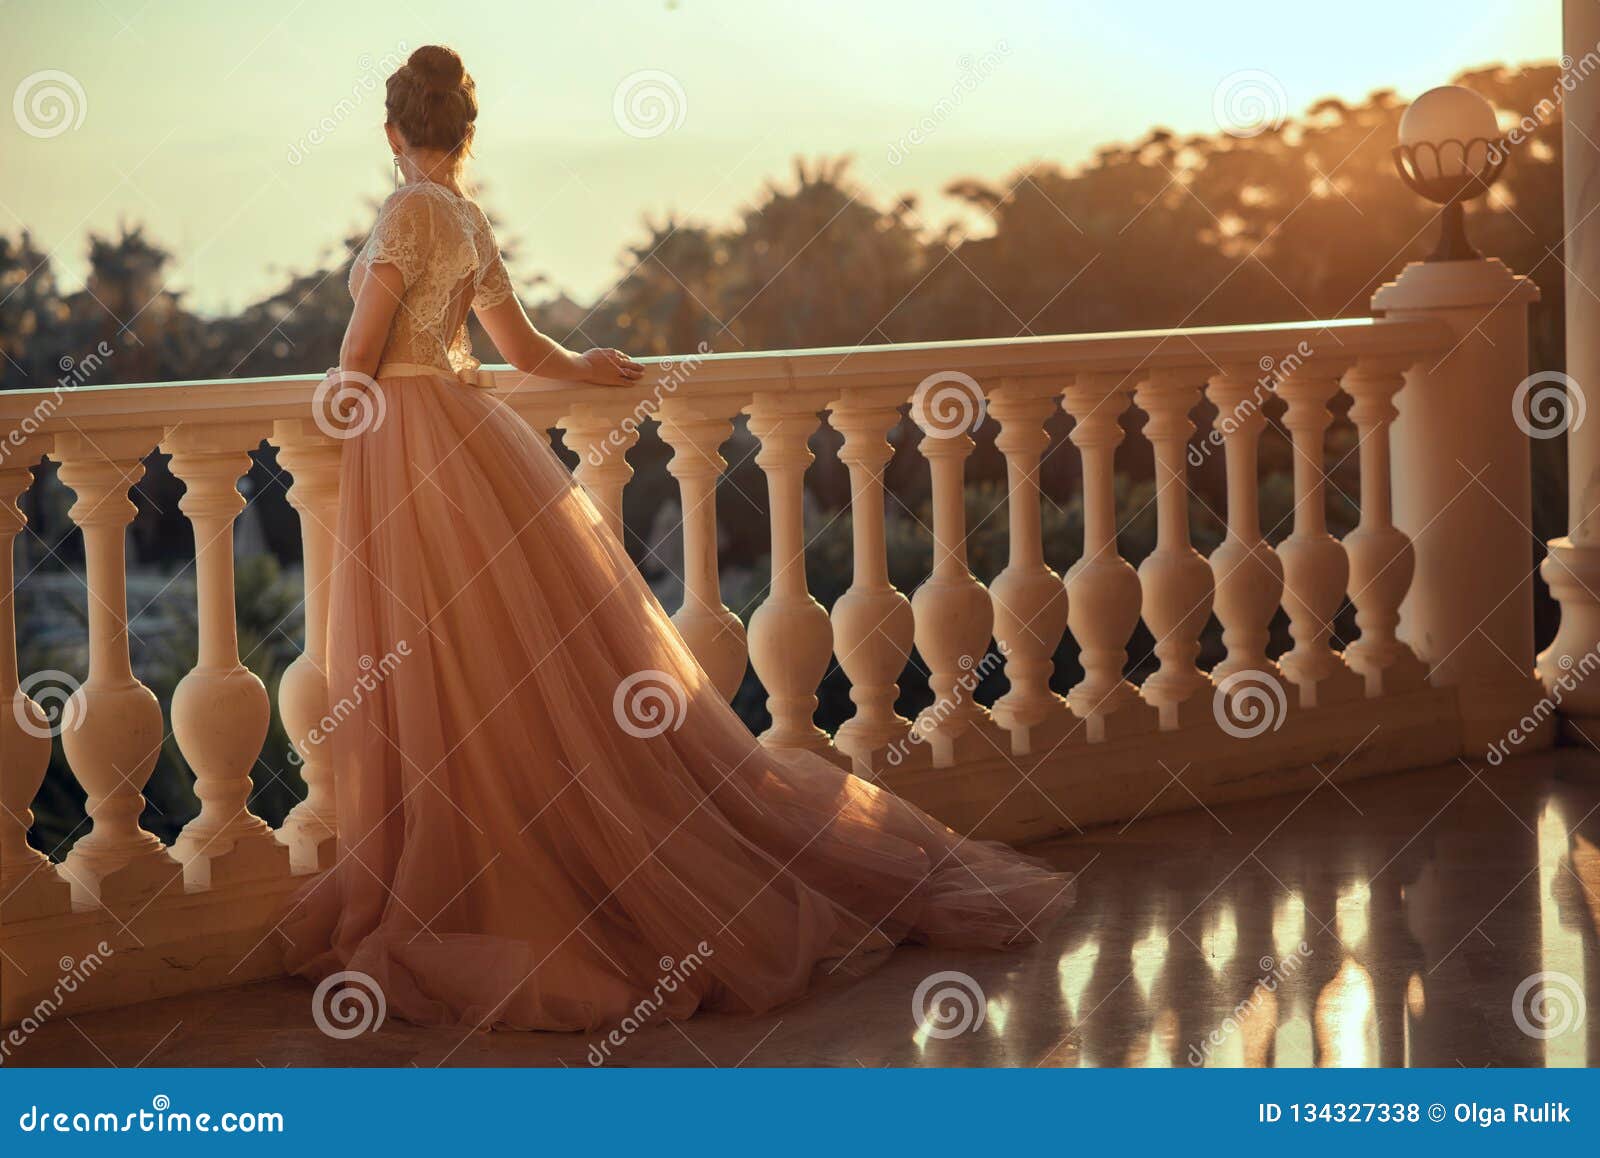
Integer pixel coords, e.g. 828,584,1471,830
392,154,402,189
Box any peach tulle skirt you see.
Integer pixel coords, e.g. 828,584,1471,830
282,368,1074,1032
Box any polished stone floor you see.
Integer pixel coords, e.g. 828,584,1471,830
10,747,1600,1067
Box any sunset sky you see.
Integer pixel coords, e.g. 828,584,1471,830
0,0,1561,314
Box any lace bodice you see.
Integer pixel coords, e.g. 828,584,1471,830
348,182,515,372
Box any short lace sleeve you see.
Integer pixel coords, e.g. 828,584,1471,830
473,245,514,310
363,188,434,288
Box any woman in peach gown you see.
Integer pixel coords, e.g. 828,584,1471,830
284,45,1073,1032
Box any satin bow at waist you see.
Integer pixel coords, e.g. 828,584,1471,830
376,361,459,382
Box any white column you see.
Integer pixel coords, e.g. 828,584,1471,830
0,454,71,922
559,403,637,541
909,383,1003,767
827,394,915,774
988,383,1073,755
1205,365,1283,686
658,400,748,701
1374,260,1544,747
1537,0,1600,720
1340,358,1428,697
1061,372,1157,741
53,430,180,907
745,395,835,753
1134,369,1214,730
273,420,343,874
1273,368,1363,709
165,424,288,888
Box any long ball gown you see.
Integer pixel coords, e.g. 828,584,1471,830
283,181,1074,1032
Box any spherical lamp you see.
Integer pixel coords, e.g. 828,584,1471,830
1393,85,1506,261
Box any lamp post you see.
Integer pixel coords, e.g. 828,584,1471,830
1374,84,1545,753
1392,84,1505,262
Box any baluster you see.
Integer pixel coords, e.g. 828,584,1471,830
1134,369,1215,730
1061,373,1157,741
1274,367,1363,708
908,375,1004,767
659,399,748,701
0,453,71,921
273,420,343,873
164,425,288,889
560,403,637,540
53,430,179,907
1341,357,1429,696
827,393,916,774
745,395,834,753
1205,364,1284,687
988,382,1074,755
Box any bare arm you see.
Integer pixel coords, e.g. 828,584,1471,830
476,295,643,386
339,260,407,381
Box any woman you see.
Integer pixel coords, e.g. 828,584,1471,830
284,44,1072,1033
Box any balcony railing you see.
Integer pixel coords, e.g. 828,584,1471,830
0,282,1560,1026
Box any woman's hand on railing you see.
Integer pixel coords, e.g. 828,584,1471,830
576,348,644,387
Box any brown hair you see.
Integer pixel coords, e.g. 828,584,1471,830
385,45,477,164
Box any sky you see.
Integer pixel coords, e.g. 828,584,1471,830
0,0,1562,314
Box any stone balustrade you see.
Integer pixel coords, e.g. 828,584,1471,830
0,309,1559,1027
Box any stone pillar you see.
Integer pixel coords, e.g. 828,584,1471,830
1539,0,1600,724
1374,259,1544,747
